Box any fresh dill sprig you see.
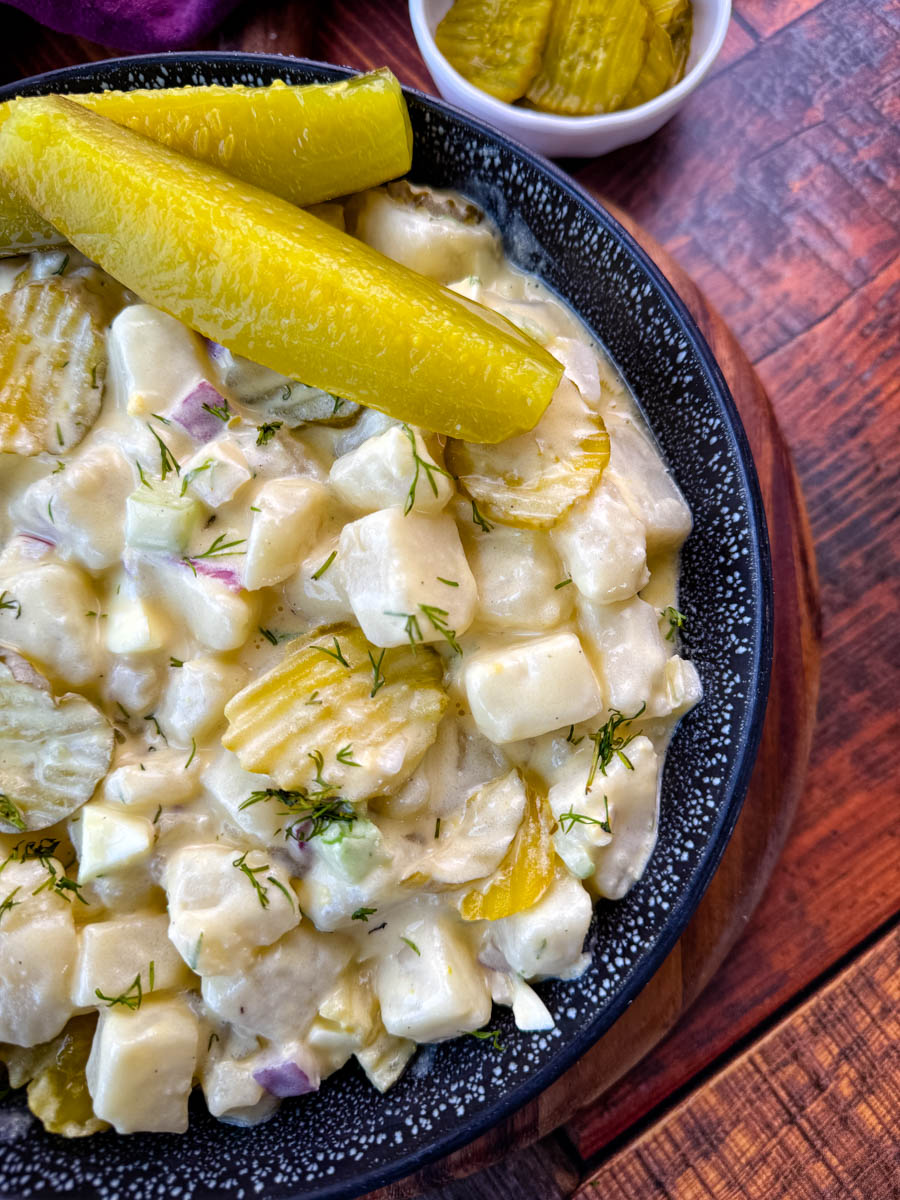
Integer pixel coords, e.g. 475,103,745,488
471,498,493,533
187,533,246,561
0,592,21,620
169,657,184,668
401,424,452,515
184,739,197,769
436,577,459,587
0,794,26,831
558,797,611,836
385,610,423,651
419,604,462,654
0,886,22,923
566,725,584,746
52,459,66,475
52,254,69,276
352,907,377,922
267,876,295,909
146,424,180,481
256,421,282,446
368,648,387,697
336,744,361,768
95,966,151,1010
554,578,573,590
434,817,441,839
470,1028,505,1051
585,703,646,794
180,458,213,496
259,626,279,646
232,852,270,908
202,397,231,423
311,550,337,581
663,605,686,640
240,789,356,843
144,714,167,742
400,936,421,956
316,636,349,668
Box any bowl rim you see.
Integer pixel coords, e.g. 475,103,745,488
409,0,733,131
0,51,772,1200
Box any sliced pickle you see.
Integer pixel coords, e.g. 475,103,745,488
223,623,447,802
625,14,676,108
25,1015,108,1137
459,784,555,921
435,0,555,103
526,0,652,115
446,377,610,529
644,0,689,26
0,661,114,833
0,97,561,443
0,277,105,456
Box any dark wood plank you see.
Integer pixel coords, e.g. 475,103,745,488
574,925,900,1200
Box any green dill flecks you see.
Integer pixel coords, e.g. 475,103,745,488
184,739,196,769
144,714,167,742
367,648,387,698
240,788,356,843
180,458,214,496
399,936,421,956
663,605,686,640
146,423,180,481
558,797,611,836
554,578,573,590
148,960,155,992
434,817,441,839
316,636,349,668
470,1028,505,1052
585,703,646,794
249,505,261,512
419,604,462,654
95,969,147,1010
52,876,89,905
352,907,377,922
152,804,162,825
256,421,282,446
150,412,171,425
115,701,130,722
189,932,204,971
259,626,279,646
187,533,246,562
436,577,459,587
0,794,26,831
207,1031,220,1051
136,460,151,488
471,498,493,533
0,591,21,620
90,363,103,390
305,690,322,705
566,725,584,746
336,744,361,768
332,397,345,416
52,254,69,276
52,459,66,475
232,851,270,908
55,422,63,446
401,424,452,515
311,550,337,581
169,657,184,668
202,397,231,423
46,497,54,524
0,885,22,923
385,610,423,651
267,876,295,909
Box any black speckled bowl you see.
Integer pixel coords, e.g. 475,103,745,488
0,54,772,1200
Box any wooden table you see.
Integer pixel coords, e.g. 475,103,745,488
2,1,897,1195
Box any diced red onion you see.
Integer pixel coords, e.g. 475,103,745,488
18,533,55,554
182,558,243,591
204,338,230,365
170,381,230,442
253,1062,318,1099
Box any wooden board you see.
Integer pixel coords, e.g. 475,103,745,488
574,923,900,1199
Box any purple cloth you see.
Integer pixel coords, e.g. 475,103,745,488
5,0,243,52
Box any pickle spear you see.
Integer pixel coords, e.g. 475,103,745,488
526,0,652,115
625,13,676,108
0,97,561,442
0,70,413,256
435,0,555,103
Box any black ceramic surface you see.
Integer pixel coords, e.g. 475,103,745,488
0,54,772,1200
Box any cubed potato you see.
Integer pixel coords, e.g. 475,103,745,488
464,632,602,743
200,1056,274,1124
75,803,155,883
163,844,299,975
182,437,251,508
108,304,213,418
243,477,328,590
605,415,692,552
103,750,201,816
201,925,353,1042
203,749,281,846
329,426,454,515
0,859,76,1045
156,655,248,746
355,1029,415,1092
339,509,476,648
71,911,193,1008
372,900,491,1042
489,870,592,981
461,520,572,631
104,657,162,716
86,995,199,1133
552,478,649,604
105,570,171,655
584,735,661,900
283,536,354,624
128,551,258,653
577,595,676,717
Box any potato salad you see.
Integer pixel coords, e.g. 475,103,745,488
0,184,700,1137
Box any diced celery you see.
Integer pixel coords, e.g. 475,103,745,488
316,817,389,884
125,488,202,553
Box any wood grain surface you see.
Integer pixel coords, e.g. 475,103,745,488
1,0,897,1196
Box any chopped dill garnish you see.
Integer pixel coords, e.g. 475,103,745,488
419,604,462,654
401,424,452,515
316,636,349,668
169,657,184,668
115,701,131,721
46,497,54,524
259,626,279,646
305,690,322,705
180,458,213,496
95,969,149,1010
202,397,231,422
385,610,423,651
56,422,64,446
554,578,573,590
136,460,151,488
0,885,22,922
267,876,295,909
368,921,387,934
152,805,162,824
184,739,196,769
52,254,69,276
256,421,282,446
146,424,180,481
240,789,356,843
400,936,421,956
186,533,246,562
434,817,441,839
352,907,377,922
566,725,584,746
336,744,361,768
150,412,171,425
470,1028,505,1052
144,714,167,742
311,550,337,581
471,498,493,533
368,648,387,697
51,876,89,905
52,459,66,474
663,605,686,640
0,592,21,620
558,798,611,836
585,703,646,794
436,577,459,587
232,851,270,908
207,1031,220,1051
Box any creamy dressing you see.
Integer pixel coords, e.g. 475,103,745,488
0,186,700,1136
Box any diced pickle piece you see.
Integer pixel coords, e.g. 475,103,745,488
0,278,105,455
446,378,609,528
526,0,652,115
435,0,555,103
25,1015,109,1138
625,15,676,108
0,661,114,833
223,623,447,802
459,784,556,921
0,97,562,443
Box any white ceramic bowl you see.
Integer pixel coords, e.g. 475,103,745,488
410,0,731,157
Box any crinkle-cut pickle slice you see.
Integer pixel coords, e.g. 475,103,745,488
223,623,447,803
435,0,555,103
0,277,106,455
446,377,610,529
24,1016,108,1138
526,0,652,115
0,661,113,834
459,784,555,921
0,97,562,443
0,69,412,256
625,14,676,109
